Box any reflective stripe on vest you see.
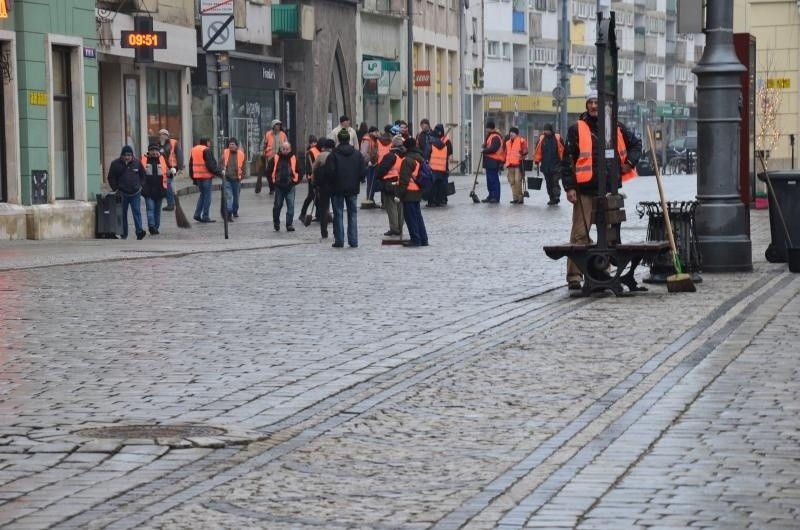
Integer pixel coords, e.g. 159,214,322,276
376,142,392,164
575,122,637,183
384,155,402,181
141,154,168,189
505,137,524,167
429,144,448,172
191,145,213,179
271,154,299,183
223,149,246,180
485,132,505,162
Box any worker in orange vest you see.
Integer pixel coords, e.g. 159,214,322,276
504,127,529,204
481,121,505,203
222,137,246,222
141,143,168,234
263,119,288,195
534,123,566,205
561,90,642,290
360,126,380,206
267,142,300,232
427,124,453,207
189,137,222,223
158,129,183,211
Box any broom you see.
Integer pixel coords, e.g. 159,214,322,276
469,153,483,203
647,125,695,293
173,193,191,229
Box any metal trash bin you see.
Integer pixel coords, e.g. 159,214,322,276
636,201,703,283
757,171,800,263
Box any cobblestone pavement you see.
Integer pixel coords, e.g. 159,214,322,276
0,174,796,529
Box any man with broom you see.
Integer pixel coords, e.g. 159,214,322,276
560,90,641,290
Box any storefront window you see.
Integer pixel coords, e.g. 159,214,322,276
146,69,181,145
231,87,276,170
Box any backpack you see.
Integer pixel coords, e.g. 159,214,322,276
415,158,435,190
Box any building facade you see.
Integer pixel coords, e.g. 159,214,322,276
483,0,703,154
1,0,100,239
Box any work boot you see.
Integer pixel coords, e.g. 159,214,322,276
162,205,174,211
274,223,280,231
148,226,157,235
286,225,295,232
136,230,146,240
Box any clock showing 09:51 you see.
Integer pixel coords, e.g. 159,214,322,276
120,31,168,49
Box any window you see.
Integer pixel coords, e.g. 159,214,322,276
529,12,542,38
502,42,511,60
52,46,74,200
530,68,542,92
512,10,525,33
487,41,500,58
146,69,182,146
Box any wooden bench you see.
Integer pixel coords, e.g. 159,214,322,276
544,241,671,295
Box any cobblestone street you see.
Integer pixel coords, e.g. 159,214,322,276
0,174,797,529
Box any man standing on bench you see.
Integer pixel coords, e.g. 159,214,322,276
560,90,641,291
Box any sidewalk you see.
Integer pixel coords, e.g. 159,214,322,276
0,174,797,529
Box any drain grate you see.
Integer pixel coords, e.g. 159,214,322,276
77,424,226,439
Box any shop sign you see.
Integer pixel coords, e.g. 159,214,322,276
414,70,431,87
83,47,96,59
29,91,47,106
766,78,790,89
362,60,381,80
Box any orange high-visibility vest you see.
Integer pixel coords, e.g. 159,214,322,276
271,154,299,184
484,131,505,162
222,148,246,180
534,133,565,164
575,121,638,184
140,154,168,189
406,159,421,192
264,130,287,159
429,143,448,172
376,141,392,164
190,145,213,179
165,138,180,168
383,155,402,182
504,137,526,167
306,146,320,177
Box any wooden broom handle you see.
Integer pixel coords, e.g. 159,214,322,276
646,125,679,256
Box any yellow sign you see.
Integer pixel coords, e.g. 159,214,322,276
0,0,8,19
767,78,791,89
29,91,48,106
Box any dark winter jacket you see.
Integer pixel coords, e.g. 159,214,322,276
416,129,433,160
141,154,167,200
561,112,642,196
324,144,366,196
267,152,300,191
398,147,425,203
107,148,145,195
482,132,504,170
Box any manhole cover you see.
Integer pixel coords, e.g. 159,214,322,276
77,424,226,439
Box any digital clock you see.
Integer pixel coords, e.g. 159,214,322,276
120,31,168,50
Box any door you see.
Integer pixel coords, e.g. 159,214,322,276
0,66,6,203
52,46,74,200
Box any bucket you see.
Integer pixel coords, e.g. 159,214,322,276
527,176,543,190
788,247,800,273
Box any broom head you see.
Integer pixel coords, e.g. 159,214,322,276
173,194,191,229
469,191,480,203
667,272,696,293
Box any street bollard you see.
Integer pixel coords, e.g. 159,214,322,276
637,201,703,284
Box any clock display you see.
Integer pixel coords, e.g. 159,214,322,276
120,31,168,50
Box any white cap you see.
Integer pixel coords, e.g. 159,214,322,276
158,129,169,136
586,90,598,102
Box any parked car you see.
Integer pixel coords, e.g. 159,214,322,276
667,136,697,160
636,150,662,176
665,136,697,174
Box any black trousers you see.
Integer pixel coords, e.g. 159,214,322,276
300,181,316,218
316,190,331,236
544,169,561,201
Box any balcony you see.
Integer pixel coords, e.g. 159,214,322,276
272,4,298,35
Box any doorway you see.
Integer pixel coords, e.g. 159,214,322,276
283,91,297,152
